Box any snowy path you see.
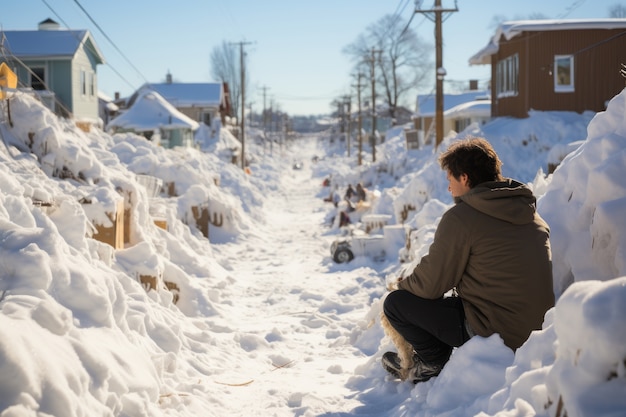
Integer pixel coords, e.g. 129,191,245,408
207,140,388,416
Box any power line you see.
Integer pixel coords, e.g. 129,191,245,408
71,0,148,84
392,0,411,18
38,0,139,92
389,0,412,30
557,0,588,19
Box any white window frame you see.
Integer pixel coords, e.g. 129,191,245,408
80,70,87,96
496,53,519,98
554,55,574,93
89,72,95,96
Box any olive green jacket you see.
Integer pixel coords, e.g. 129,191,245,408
398,179,555,349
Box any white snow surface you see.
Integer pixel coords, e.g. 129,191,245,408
0,87,625,417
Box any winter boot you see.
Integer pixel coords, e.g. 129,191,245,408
382,351,444,384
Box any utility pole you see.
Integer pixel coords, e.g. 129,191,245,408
336,100,343,136
344,96,352,157
231,41,253,169
260,85,270,147
414,0,458,148
283,113,289,146
367,48,382,162
353,72,365,166
269,98,274,154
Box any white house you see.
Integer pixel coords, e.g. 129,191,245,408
106,90,199,149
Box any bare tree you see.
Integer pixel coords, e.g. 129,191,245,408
210,41,247,119
343,14,432,119
609,3,626,17
488,12,548,30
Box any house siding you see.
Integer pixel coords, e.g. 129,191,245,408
178,106,219,126
71,48,99,121
491,28,626,118
4,58,72,115
50,60,72,115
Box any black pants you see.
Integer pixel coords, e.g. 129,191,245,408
383,290,471,366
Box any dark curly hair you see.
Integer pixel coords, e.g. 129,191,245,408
438,137,503,188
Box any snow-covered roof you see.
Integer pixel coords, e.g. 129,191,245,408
1,29,105,64
469,18,626,65
416,90,490,117
98,92,119,112
444,100,491,119
139,82,224,108
107,90,199,132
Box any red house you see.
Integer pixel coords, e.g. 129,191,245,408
470,19,626,118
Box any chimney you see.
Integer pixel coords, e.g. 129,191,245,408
469,79,478,91
38,18,61,30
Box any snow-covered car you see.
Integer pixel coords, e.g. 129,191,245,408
330,224,408,263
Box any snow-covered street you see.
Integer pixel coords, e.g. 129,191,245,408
2,91,626,417
207,139,387,415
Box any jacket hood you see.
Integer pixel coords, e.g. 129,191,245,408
456,179,537,224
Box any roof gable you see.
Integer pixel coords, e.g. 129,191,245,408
2,29,105,64
470,18,626,65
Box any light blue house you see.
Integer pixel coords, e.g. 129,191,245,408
1,18,105,129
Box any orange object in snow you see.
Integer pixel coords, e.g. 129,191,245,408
0,63,18,99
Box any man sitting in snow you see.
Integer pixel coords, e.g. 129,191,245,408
381,137,555,383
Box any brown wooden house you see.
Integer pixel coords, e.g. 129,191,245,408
469,19,626,118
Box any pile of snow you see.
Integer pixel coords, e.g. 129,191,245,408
0,85,624,417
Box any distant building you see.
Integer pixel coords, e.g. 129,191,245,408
414,84,491,144
127,73,231,127
107,89,199,149
470,18,626,118
0,18,105,130
98,92,119,127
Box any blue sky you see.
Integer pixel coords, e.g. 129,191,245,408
0,0,614,115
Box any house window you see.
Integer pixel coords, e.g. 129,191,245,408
80,70,86,95
201,111,213,126
455,118,472,133
554,55,574,92
30,67,46,90
495,53,518,97
89,73,95,96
